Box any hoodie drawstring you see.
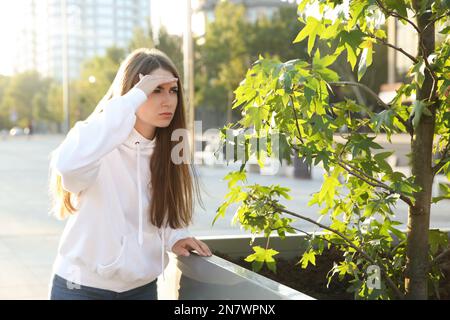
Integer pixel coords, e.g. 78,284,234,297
135,142,144,246
161,228,165,280
136,141,165,279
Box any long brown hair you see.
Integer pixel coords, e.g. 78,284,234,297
49,48,203,229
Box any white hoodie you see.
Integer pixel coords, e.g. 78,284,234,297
50,87,190,292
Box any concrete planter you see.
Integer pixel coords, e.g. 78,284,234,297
158,230,450,300
159,234,315,300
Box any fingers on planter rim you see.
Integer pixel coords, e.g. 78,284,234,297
191,238,211,257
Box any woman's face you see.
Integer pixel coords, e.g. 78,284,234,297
135,68,178,128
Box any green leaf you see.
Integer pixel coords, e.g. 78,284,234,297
244,106,269,131
374,151,395,173
245,246,279,272
432,182,450,203
429,229,449,255
372,109,395,132
374,151,395,161
345,43,358,70
224,170,247,189
358,40,373,81
349,0,369,28
375,29,387,39
389,225,406,240
313,48,344,82
339,30,364,71
213,201,229,225
300,249,316,268
384,0,408,19
439,26,450,34
411,100,432,129
304,77,319,104
266,260,277,273
321,18,341,39
294,16,323,55
409,58,426,87
319,173,340,206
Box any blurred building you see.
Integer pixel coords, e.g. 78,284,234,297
150,0,293,38
199,0,292,24
16,0,151,81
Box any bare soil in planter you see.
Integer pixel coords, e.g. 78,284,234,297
214,246,450,300
214,247,353,300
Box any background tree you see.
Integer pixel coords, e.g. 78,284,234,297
246,6,309,62
215,0,450,299
0,75,12,129
195,1,250,124
71,46,126,125
128,26,155,52
156,27,184,76
0,71,52,131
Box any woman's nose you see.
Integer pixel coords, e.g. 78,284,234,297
161,91,174,106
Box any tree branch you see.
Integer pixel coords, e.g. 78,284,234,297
434,246,450,266
329,81,411,134
335,159,414,207
330,81,388,108
289,115,414,207
256,196,405,299
363,30,418,64
423,14,448,33
432,141,450,176
291,226,371,256
336,159,385,188
375,0,438,103
375,0,420,34
418,39,439,103
289,95,305,145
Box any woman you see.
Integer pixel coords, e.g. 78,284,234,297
48,48,212,300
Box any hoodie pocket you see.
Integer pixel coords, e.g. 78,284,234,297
96,232,161,282
96,235,128,278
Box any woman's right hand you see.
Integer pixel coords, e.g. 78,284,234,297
134,73,178,97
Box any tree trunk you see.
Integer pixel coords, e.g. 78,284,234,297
294,154,312,179
405,3,436,299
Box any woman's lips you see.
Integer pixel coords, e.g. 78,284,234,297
159,112,173,116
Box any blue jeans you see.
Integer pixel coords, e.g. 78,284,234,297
49,274,158,300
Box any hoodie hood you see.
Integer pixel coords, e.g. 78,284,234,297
124,127,156,150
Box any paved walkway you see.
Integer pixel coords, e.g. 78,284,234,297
0,134,448,299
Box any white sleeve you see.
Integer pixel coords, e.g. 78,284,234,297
51,88,147,194
165,227,191,253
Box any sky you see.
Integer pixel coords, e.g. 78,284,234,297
0,0,203,77
151,0,204,36
0,0,24,76
151,0,187,36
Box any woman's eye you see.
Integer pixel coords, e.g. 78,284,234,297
171,89,178,94
153,89,161,93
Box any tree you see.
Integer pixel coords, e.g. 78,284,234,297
156,27,184,76
0,71,53,131
128,26,155,52
195,1,250,124
72,46,127,124
128,25,183,75
215,0,450,299
0,75,12,129
246,5,309,62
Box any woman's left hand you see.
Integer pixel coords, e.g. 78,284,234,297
172,237,212,257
